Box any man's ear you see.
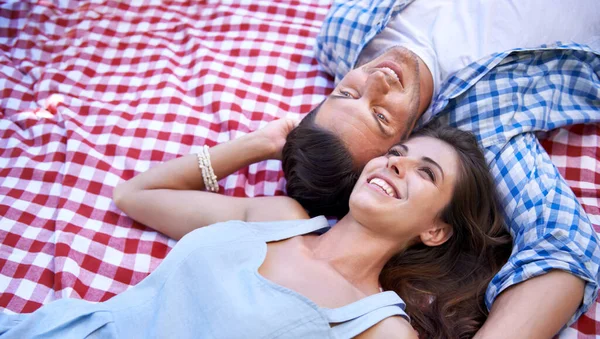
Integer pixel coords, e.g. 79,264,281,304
419,220,453,247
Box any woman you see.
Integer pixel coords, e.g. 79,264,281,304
0,120,512,339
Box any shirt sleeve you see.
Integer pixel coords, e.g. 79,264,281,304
484,132,600,325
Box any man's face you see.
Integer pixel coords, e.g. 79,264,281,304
315,47,433,167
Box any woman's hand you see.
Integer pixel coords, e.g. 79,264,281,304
251,117,300,160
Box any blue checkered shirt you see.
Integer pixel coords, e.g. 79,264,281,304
316,0,600,324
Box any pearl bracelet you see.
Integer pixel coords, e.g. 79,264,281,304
197,145,219,192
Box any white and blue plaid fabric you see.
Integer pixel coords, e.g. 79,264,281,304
316,0,600,324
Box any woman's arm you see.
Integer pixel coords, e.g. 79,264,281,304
113,118,308,240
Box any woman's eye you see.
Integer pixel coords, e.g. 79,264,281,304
386,148,402,156
339,90,353,98
421,168,436,182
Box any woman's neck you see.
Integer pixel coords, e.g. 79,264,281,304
302,215,406,293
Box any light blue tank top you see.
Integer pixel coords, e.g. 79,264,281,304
0,217,409,338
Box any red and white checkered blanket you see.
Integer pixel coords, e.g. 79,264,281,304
0,1,598,337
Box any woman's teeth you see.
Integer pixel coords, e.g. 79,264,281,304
380,67,399,82
368,178,397,198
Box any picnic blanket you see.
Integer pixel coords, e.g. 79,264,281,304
0,1,598,338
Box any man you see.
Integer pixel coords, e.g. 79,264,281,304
308,0,600,337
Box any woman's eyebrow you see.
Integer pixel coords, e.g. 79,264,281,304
397,144,408,153
401,144,445,180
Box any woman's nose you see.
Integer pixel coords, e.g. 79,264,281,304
363,71,391,98
388,156,406,178
387,156,411,178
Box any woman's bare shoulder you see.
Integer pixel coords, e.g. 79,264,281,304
354,316,418,339
246,196,310,222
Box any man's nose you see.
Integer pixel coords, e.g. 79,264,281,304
363,71,391,98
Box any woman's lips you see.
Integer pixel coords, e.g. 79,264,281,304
367,175,401,199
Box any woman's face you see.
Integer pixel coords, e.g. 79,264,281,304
348,136,460,244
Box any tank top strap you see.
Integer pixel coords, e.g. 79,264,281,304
323,291,410,339
246,216,330,243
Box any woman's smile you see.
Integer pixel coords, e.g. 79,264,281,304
367,176,400,199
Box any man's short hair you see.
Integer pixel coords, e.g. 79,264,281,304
282,105,361,218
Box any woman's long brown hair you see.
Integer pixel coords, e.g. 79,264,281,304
379,122,513,338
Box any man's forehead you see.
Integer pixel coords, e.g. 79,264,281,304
314,100,400,166
315,99,364,136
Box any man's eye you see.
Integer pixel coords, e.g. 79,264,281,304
375,112,387,122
